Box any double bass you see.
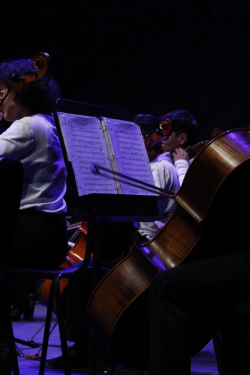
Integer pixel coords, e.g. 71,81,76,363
0,52,50,120
86,128,250,369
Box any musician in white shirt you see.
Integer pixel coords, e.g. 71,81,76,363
134,110,199,242
0,57,68,375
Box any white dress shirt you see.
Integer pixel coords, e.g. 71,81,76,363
138,152,180,240
0,114,67,213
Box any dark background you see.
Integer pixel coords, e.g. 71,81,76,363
2,0,250,141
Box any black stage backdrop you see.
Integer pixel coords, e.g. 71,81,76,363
2,0,250,141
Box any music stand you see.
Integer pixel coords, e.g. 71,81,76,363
54,99,165,375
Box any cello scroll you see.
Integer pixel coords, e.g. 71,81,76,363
0,52,51,120
11,52,51,93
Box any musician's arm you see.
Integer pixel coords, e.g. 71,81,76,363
174,159,189,186
172,148,190,186
0,118,34,158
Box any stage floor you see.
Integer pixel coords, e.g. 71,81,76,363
13,303,219,375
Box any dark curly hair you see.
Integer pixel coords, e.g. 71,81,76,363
161,110,199,146
0,58,60,114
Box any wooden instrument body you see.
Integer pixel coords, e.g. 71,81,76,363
86,129,250,369
175,129,250,222
0,52,50,121
86,247,158,368
39,222,88,310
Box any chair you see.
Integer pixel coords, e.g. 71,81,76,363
0,156,95,375
1,234,94,375
213,299,250,375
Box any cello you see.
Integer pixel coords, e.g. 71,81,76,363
86,128,250,369
39,221,89,310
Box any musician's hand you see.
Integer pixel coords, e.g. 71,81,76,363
154,221,165,230
172,148,189,161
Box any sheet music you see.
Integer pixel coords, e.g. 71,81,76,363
57,113,118,196
104,118,156,195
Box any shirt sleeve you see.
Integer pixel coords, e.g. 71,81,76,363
0,118,35,160
174,159,190,186
151,163,170,190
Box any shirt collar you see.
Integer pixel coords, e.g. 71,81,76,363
152,152,171,164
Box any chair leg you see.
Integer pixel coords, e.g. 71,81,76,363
113,366,123,375
87,329,98,375
54,275,71,375
0,278,20,375
28,278,39,322
239,322,250,375
213,331,224,375
39,281,55,375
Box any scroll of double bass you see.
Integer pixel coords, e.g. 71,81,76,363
0,52,50,121
86,128,250,369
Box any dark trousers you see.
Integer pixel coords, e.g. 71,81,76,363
0,208,68,333
148,250,250,375
9,208,68,269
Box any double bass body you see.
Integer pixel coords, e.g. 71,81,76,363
86,129,250,369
